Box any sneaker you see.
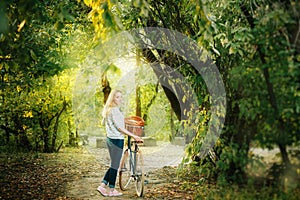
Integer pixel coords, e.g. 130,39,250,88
97,186,108,197
109,189,123,197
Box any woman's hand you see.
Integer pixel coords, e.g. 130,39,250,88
133,135,143,143
121,127,143,142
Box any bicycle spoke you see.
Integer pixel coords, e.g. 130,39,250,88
119,142,144,197
119,150,132,191
135,150,144,197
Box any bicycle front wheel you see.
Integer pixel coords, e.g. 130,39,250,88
135,150,144,197
119,150,131,191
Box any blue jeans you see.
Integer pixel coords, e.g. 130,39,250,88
102,138,124,188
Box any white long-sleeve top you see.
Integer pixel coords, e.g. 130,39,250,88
105,107,125,139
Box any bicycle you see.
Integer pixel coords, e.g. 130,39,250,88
119,116,145,197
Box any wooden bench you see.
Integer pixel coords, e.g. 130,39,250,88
172,137,186,146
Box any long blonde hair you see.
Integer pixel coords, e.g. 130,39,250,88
101,89,122,118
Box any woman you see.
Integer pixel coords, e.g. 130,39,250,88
97,89,143,197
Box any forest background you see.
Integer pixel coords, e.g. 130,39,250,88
0,0,299,199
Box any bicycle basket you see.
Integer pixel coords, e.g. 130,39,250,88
125,116,145,137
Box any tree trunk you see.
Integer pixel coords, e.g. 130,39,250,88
136,86,141,117
170,108,175,142
150,62,187,121
37,112,51,153
278,143,290,165
50,100,67,152
101,73,111,104
42,130,50,153
14,114,32,151
68,120,77,146
142,83,159,122
240,2,291,165
0,124,14,144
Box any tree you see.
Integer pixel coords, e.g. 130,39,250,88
0,0,93,152
205,0,300,180
83,0,300,185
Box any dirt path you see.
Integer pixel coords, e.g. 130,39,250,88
1,137,289,200
66,137,186,199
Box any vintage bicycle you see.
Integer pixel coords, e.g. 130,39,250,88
119,116,145,197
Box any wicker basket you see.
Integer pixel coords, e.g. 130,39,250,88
125,116,145,137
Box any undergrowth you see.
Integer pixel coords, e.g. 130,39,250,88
176,152,300,200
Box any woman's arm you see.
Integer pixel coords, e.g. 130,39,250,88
118,127,143,142
111,108,143,142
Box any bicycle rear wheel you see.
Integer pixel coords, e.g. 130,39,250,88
119,150,131,191
135,150,144,197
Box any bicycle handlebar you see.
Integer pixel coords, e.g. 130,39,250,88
131,140,144,144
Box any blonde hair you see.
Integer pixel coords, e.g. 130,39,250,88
101,89,122,118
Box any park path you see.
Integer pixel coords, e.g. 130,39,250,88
65,137,186,199
64,137,284,200
87,137,186,172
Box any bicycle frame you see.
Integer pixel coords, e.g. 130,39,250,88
126,136,139,177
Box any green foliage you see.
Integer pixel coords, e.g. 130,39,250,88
0,0,92,152
196,0,300,183
0,69,77,152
